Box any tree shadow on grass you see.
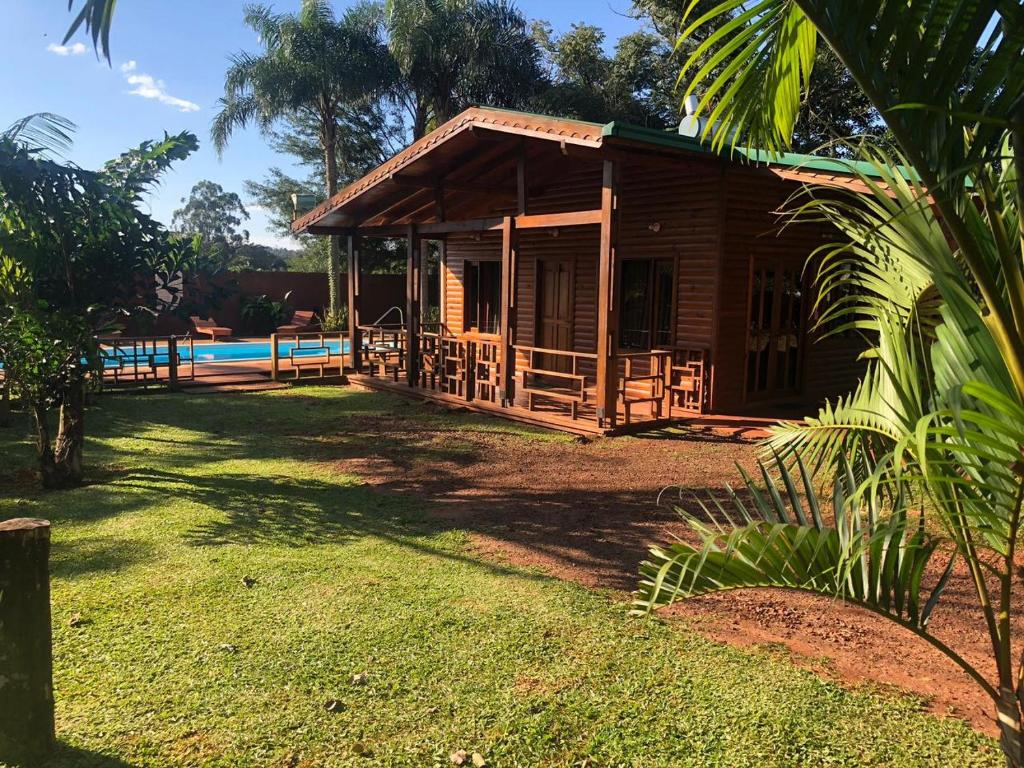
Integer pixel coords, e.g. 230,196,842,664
50,536,156,581
115,466,552,584
36,743,137,768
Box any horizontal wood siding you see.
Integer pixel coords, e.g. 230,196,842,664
715,168,865,413
517,226,600,352
618,161,721,349
443,232,503,333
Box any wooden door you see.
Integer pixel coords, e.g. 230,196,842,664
537,259,574,370
745,258,805,401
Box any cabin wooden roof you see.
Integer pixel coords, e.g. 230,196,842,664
292,106,890,234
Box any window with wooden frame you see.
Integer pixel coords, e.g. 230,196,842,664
464,260,502,335
618,258,675,350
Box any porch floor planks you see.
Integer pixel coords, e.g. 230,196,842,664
345,373,688,436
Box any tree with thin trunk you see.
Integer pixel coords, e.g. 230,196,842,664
212,0,395,315
0,118,199,488
633,2,1024,765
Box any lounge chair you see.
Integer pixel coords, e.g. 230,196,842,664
276,310,318,333
190,316,232,341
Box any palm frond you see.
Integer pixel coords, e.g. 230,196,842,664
64,0,116,61
678,0,816,152
2,113,76,155
632,451,996,696
635,451,951,626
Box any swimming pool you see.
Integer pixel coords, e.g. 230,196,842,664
100,339,349,367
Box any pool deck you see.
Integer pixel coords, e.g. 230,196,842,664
100,337,336,393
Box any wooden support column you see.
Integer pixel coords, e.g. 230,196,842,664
405,224,421,387
499,215,517,404
167,336,179,391
516,140,528,215
595,160,620,429
0,518,55,764
419,238,431,324
346,234,361,372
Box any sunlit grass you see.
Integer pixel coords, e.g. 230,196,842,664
0,387,1000,767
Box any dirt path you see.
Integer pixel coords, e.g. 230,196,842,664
332,404,1006,736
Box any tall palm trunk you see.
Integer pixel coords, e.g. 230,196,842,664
412,100,430,141
322,119,342,316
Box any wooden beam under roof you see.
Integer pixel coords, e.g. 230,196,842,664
390,172,515,195
347,208,603,237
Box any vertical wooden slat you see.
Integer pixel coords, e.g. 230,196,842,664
499,216,516,404
420,238,431,324
516,142,528,215
346,234,361,372
406,224,420,387
595,160,619,428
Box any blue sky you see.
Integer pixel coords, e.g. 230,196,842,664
0,1,644,250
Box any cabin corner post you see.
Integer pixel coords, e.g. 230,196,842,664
499,216,517,405
596,159,620,429
405,224,421,387
346,233,362,372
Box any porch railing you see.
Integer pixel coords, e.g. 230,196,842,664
269,331,347,381
97,335,194,390
515,345,598,422
353,325,709,427
662,344,709,415
359,324,407,381
617,350,672,424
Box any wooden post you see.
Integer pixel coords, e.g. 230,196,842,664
595,160,620,429
499,216,516,405
419,238,431,325
167,336,179,392
0,519,55,764
405,224,421,387
270,333,280,381
516,141,528,216
346,234,361,372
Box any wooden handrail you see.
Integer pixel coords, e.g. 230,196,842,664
512,344,598,360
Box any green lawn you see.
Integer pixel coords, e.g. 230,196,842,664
0,387,1000,767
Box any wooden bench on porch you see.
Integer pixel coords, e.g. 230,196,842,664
516,345,595,421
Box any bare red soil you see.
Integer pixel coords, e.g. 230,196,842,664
333,403,1010,736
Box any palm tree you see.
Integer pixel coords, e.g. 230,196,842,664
384,0,545,139
212,0,395,314
633,2,1024,765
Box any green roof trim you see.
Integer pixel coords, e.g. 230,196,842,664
601,119,922,183
472,105,926,185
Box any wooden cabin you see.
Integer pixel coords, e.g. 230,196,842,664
293,107,867,435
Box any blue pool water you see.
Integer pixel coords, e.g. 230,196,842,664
101,339,348,367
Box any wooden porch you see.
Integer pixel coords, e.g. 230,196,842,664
348,323,707,435
292,107,868,435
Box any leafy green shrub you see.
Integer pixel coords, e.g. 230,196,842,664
317,306,348,332
240,293,290,335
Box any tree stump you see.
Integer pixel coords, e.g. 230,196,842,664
0,518,55,764
0,384,10,428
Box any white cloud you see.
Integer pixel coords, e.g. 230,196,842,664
251,233,300,251
119,59,199,113
47,42,87,56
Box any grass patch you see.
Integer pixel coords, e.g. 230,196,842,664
0,387,1000,767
